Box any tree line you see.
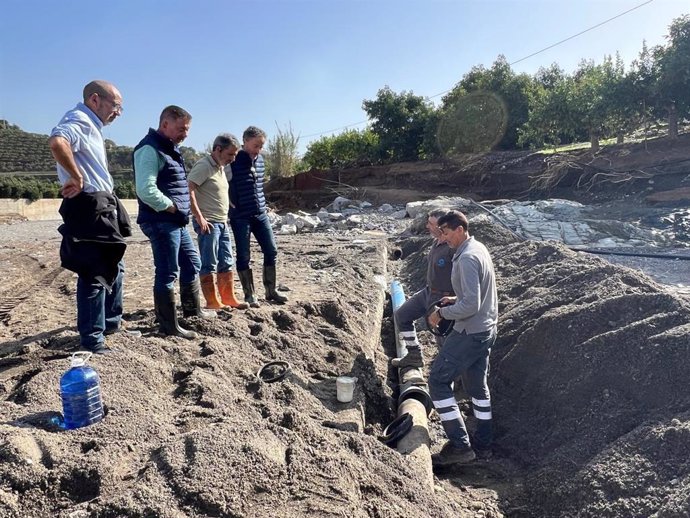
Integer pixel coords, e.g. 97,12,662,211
296,14,690,171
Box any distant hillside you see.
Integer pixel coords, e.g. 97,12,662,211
0,120,203,176
0,121,55,173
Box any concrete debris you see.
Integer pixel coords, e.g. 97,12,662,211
491,200,661,247
267,196,686,248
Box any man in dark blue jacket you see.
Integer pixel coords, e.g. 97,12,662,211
134,106,214,339
229,126,287,306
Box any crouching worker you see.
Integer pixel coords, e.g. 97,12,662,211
134,105,215,339
188,133,248,310
427,210,498,465
391,209,455,369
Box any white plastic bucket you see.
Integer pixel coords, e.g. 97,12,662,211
336,376,357,403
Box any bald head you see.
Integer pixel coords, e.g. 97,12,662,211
82,80,123,126
83,80,118,103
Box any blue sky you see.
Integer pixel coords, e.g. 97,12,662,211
0,0,687,154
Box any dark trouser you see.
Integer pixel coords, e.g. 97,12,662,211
140,221,201,291
393,287,450,347
230,213,277,271
77,261,124,349
429,328,496,449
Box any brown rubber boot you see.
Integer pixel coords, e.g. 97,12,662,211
200,274,226,310
432,441,476,467
217,271,248,309
391,345,424,368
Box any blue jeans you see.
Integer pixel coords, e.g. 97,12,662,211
230,213,277,271
429,328,496,449
192,220,234,275
140,222,200,291
77,261,124,349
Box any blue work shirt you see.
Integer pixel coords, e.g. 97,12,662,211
51,102,114,193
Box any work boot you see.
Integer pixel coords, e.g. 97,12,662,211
431,441,476,467
263,265,288,304
217,271,248,309
238,269,260,308
391,344,424,368
180,279,217,319
200,274,226,310
153,288,198,339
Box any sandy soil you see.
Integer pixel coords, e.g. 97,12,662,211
2,206,690,517
5,129,690,517
0,221,500,518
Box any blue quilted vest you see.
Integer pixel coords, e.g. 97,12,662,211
134,128,191,225
229,150,267,219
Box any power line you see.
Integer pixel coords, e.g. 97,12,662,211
301,0,655,140
509,0,654,66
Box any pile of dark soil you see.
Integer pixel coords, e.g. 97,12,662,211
491,240,690,517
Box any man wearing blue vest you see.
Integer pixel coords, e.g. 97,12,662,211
134,105,214,339
229,126,287,306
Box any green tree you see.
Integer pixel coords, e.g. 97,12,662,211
362,86,436,162
441,56,534,150
629,40,660,138
303,129,379,170
180,146,204,168
656,15,690,138
518,65,581,149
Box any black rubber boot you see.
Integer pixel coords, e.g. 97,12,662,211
238,269,260,308
180,279,217,319
263,265,288,304
153,289,198,339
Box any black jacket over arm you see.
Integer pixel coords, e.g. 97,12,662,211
58,191,131,290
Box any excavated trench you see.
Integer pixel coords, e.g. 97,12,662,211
392,216,690,518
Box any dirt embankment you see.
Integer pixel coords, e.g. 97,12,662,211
267,133,690,210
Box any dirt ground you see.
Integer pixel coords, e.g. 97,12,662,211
2,134,690,518
0,221,507,518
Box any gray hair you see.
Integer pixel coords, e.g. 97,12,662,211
213,133,240,151
242,126,267,141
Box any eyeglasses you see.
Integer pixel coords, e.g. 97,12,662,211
98,94,123,113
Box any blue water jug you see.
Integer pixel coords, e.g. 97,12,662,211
60,352,103,430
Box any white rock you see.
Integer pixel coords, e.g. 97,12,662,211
278,224,297,235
